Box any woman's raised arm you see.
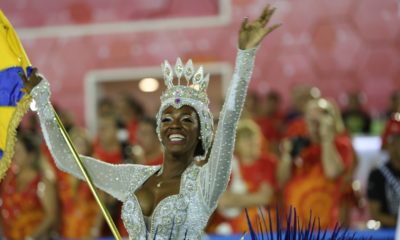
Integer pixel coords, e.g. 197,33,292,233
197,5,280,211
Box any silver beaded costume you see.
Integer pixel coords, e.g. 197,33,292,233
31,48,257,239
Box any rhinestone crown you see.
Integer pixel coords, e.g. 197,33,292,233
156,58,214,160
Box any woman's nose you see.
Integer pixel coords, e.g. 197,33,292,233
170,118,182,128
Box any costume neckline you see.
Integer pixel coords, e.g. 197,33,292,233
133,163,197,233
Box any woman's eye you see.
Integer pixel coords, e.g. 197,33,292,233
182,117,193,123
161,117,172,123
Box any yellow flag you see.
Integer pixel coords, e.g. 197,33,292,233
0,10,32,180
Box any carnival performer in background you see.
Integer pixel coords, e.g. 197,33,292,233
21,5,280,239
0,133,57,239
278,98,354,229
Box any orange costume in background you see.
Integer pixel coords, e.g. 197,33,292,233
283,134,353,229
41,145,99,238
0,166,45,239
57,171,99,237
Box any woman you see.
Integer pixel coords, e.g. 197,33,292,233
211,119,277,234
0,133,57,239
22,5,279,239
278,98,354,229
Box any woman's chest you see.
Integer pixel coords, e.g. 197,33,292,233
135,177,181,217
121,165,203,238
122,185,195,238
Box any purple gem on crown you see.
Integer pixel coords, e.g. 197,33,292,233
175,98,181,104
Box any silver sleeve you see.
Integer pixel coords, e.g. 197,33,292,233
197,47,258,211
31,79,145,201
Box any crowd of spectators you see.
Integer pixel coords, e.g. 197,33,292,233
0,86,399,239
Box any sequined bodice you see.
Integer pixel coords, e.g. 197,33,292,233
121,164,210,239
32,48,258,240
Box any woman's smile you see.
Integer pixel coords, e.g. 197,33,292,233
168,133,186,143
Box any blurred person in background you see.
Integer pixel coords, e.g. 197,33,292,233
0,133,57,239
209,119,277,234
54,104,75,133
93,113,129,165
92,113,130,237
283,85,320,138
97,97,115,118
278,98,354,229
114,94,145,144
242,91,261,118
132,117,163,166
55,128,102,239
367,115,400,228
341,91,371,135
241,90,284,155
255,90,284,155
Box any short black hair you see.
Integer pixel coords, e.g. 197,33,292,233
194,139,205,157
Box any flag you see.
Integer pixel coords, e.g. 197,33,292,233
0,10,32,180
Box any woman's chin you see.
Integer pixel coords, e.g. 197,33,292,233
165,143,187,153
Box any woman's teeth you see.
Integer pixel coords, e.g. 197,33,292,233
169,134,185,142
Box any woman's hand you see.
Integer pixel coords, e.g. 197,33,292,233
319,114,335,142
238,4,281,50
20,68,42,94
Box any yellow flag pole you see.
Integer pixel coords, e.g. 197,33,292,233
53,109,122,240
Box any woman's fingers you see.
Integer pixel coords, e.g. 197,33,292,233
259,5,270,22
266,23,282,35
261,7,276,26
20,67,42,93
241,17,249,30
19,71,28,84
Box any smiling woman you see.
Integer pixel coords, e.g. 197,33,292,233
21,5,280,239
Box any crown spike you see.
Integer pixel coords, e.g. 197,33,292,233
199,73,210,92
162,60,174,88
175,58,184,85
192,66,204,85
184,59,194,84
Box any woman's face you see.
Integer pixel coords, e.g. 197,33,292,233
160,105,200,155
235,132,261,162
97,117,118,144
